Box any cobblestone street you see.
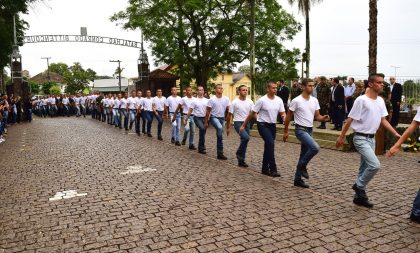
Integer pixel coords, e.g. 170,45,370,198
0,117,419,253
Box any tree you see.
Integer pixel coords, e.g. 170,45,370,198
112,0,301,91
64,62,96,94
41,82,54,94
288,0,322,78
49,62,70,77
368,0,377,75
49,85,61,95
28,80,41,94
238,65,251,73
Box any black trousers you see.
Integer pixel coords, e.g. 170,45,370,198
391,102,400,127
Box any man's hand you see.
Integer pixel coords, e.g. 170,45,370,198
394,132,401,139
226,127,230,136
386,146,399,158
204,122,209,129
322,115,330,122
239,125,245,133
336,136,345,148
283,131,288,142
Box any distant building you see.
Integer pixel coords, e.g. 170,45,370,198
29,71,67,93
91,78,133,93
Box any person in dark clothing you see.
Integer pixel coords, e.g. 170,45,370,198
389,76,402,127
276,80,289,124
331,78,345,131
23,97,33,122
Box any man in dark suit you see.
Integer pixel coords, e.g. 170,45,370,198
331,78,345,131
389,76,402,127
276,80,289,123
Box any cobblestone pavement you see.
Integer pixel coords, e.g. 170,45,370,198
0,117,419,253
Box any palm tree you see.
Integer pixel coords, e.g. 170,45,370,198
288,0,322,78
368,0,377,75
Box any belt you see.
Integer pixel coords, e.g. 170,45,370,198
295,124,312,129
355,132,375,138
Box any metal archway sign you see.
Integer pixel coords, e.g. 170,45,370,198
23,35,141,48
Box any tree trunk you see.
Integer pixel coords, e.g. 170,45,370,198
369,0,377,75
249,0,256,100
305,12,310,79
194,66,209,92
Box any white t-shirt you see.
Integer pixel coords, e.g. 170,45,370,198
120,98,128,109
229,98,254,122
142,97,154,111
113,99,121,109
414,107,420,124
289,95,320,127
166,96,182,113
74,97,81,106
108,98,114,107
62,98,69,105
180,96,195,114
207,96,230,118
252,95,285,123
153,96,166,111
135,97,143,109
127,97,137,110
80,96,87,105
190,97,209,117
349,95,388,134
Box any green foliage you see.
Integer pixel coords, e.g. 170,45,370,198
0,0,35,69
28,80,41,94
403,80,420,106
64,62,96,94
49,62,70,77
49,85,61,95
112,0,301,91
41,82,54,94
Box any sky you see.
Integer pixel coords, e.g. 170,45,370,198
15,0,420,81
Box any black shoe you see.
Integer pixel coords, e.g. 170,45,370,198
189,144,196,150
262,171,270,176
125,128,129,131
294,180,309,188
300,167,309,179
238,161,249,167
317,125,326,129
181,140,186,145
175,141,181,146
147,133,152,137
410,213,420,224
217,154,228,160
158,136,163,141
270,172,281,177
198,149,207,154
171,138,175,144
353,197,374,208
331,127,337,130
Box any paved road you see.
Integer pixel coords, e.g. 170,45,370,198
0,117,419,253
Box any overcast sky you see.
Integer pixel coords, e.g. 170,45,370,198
17,0,420,81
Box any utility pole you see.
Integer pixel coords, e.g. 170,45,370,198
390,65,400,78
110,60,122,92
41,57,51,81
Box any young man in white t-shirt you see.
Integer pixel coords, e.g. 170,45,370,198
284,79,330,188
185,86,208,154
153,89,167,140
337,73,400,208
241,81,286,177
173,87,196,149
143,90,155,137
134,91,143,135
226,85,254,167
387,107,420,223
127,91,137,130
205,84,230,160
113,93,122,128
120,92,129,130
166,87,182,145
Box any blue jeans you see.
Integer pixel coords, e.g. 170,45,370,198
257,122,277,174
182,115,195,145
210,117,225,154
234,121,250,162
63,105,69,117
412,188,420,217
294,125,320,181
353,135,380,190
145,111,154,134
91,104,97,118
128,109,136,129
81,105,86,116
112,108,120,127
120,109,128,129
0,121,4,135
2,110,9,127
194,116,206,151
155,111,163,136
27,109,33,122
170,112,181,142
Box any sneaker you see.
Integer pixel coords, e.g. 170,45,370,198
158,136,163,141
189,144,196,150
238,161,249,168
352,184,373,208
217,154,228,160
294,180,309,188
175,141,181,146
181,140,186,145
300,167,309,179
410,213,420,224
171,138,175,144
